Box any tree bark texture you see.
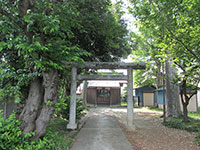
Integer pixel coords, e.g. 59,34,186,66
165,60,181,117
34,69,58,139
183,103,188,122
180,79,196,122
19,77,43,135
155,61,162,106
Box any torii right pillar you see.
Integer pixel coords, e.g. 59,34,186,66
127,68,135,130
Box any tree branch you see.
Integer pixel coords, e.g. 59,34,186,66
189,90,197,100
166,27,200,61
174,61,185,71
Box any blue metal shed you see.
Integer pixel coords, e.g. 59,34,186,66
154,87,167,105
135,86,156,106
155,87,198,112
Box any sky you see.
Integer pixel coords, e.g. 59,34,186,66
111,0,138,63
111,0,138,32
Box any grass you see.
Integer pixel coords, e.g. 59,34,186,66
46,117,79,150
120,101,139,107
188,107,200,120
163,117,200,132
121,101,127,106
45,102,89,150
148,106,200,120
148,107,163,112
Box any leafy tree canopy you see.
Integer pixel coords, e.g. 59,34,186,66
129,0,200,88
0,0,131,100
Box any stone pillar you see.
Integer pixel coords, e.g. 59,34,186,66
82,80,88,107
127,68,135,130
67,66,77,129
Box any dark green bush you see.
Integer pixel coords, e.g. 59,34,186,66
56,98,87,120
163,117,200,132
0,110,69,150
76,99,87,120
195,128,200,146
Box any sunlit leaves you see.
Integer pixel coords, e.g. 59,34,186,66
129,0,200,88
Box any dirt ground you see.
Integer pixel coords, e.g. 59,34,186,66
109,107,200,150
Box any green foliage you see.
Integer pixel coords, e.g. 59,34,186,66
195,130,200,146
189,107,200,120
163,116,200,145
0,0,131,107
129,0,200,86
55,82,88,121
55,97,68,116
163,117,200,133
129,0,200,122
148,107,163,112
76,99,88,120
73,0,130,61
121,86,127,102
47,118,79,150
54,94,87,121
0,110,50,150
0,110,78,150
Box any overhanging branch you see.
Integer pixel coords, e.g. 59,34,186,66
166,27,200,61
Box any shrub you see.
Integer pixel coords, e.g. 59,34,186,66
163,117,200,132
195,128,200,146
0,110,66,150
55,98,87,121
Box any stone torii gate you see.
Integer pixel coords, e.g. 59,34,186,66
65,62,145,130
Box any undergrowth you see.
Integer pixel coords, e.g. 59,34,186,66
163,116,200,145
163,117,200,132
0,98,88,150
0,110,78,150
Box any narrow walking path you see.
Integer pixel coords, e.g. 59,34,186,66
71,108,132,150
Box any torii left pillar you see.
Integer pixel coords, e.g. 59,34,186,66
67,65,77,129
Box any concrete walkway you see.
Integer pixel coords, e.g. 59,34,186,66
71,108,132,150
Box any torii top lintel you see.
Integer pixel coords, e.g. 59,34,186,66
64,62,146,69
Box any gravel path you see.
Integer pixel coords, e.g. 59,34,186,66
109,107,200,150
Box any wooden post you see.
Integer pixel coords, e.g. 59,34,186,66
67,66,77,129
127,68,135,130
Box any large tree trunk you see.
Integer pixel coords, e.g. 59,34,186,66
166,60,181,117
19,77,43,135
34,69,58,139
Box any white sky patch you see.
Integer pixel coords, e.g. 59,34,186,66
111,0,138,32
111,0,138,63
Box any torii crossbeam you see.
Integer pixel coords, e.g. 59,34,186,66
65,62,146,130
